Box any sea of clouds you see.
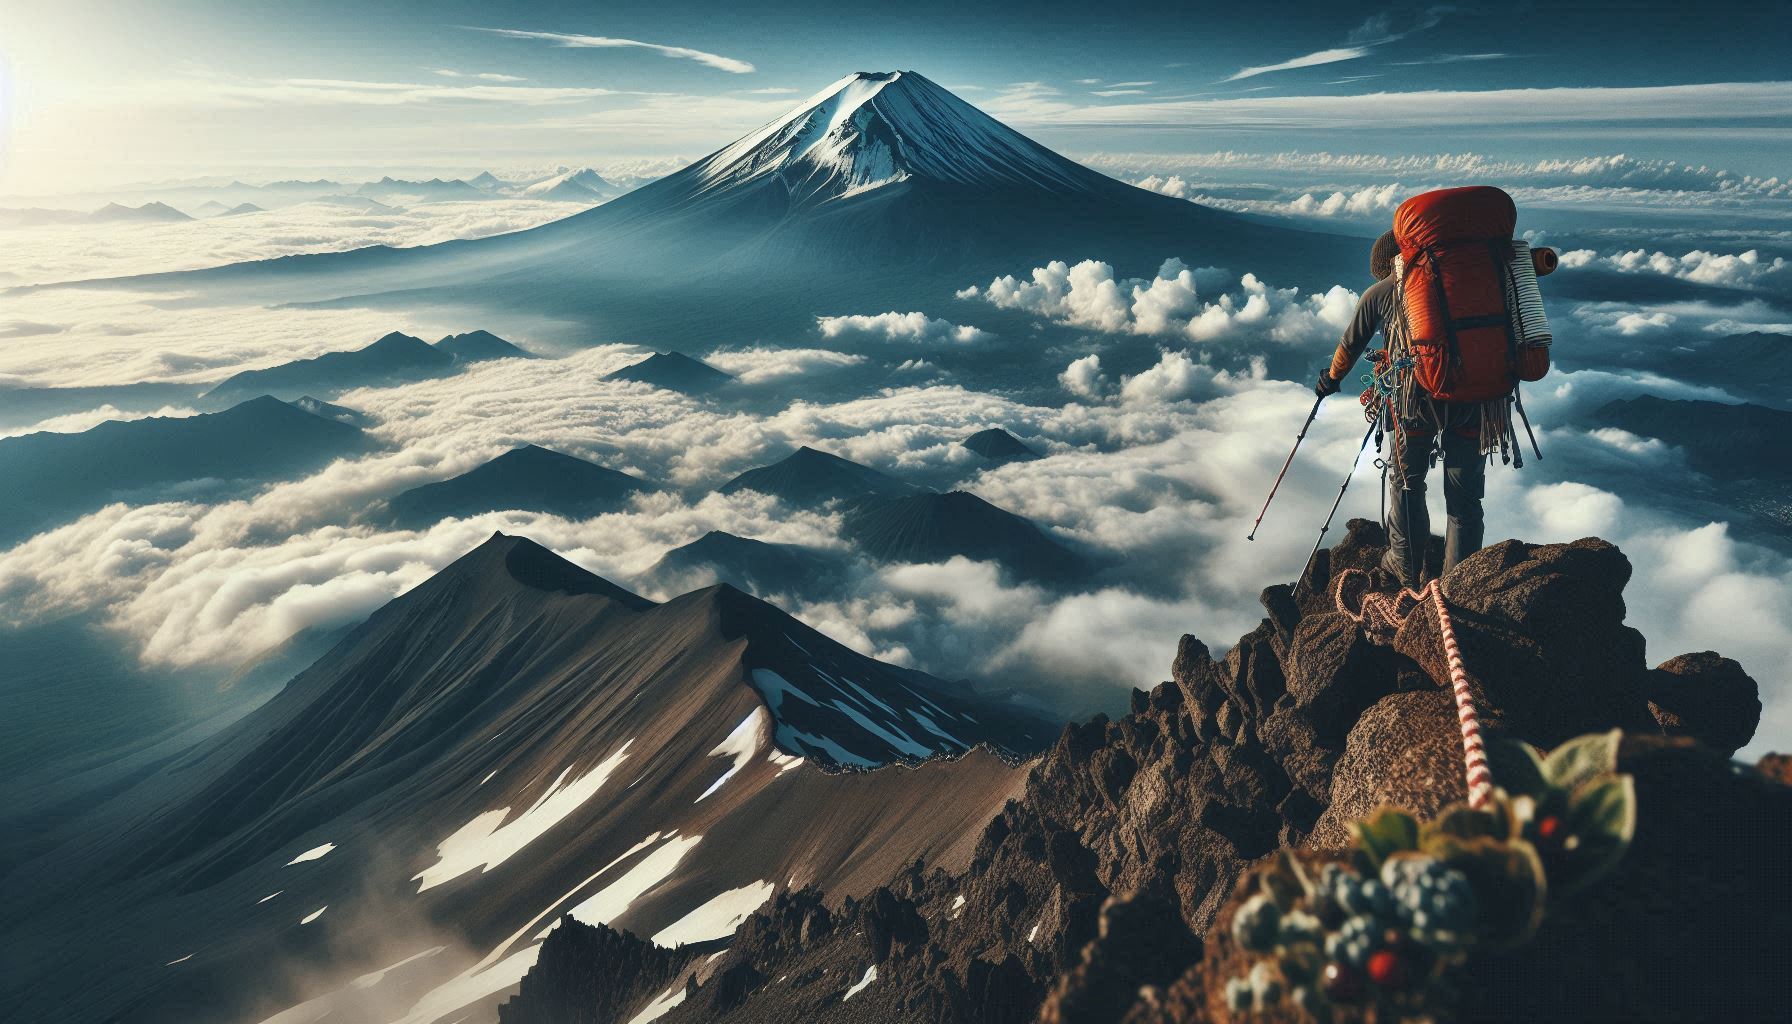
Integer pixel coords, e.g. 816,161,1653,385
0,175,1787,754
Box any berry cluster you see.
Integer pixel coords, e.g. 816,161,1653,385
1225,855,1477,1019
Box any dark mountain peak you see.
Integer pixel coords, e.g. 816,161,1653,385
364,330,434,353
381,444,650,529
961,427,1041,462
603,351,735,394
841,488,1087,581
291,395,373,427
434,329,532,362
719,446,919,507
436,531,655,608
646,530,841,599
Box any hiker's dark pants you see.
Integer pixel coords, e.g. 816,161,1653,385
1383,425,1485,586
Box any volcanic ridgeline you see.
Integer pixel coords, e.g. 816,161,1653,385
501,520,1787,1024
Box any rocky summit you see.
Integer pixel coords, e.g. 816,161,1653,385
499,520,1788,1023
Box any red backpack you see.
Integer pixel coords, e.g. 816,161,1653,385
1393,186,1539,402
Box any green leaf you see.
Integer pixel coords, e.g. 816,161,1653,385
1422,801,1514,849
1555,774,1637,896
1431,835,1548,949
1542,730,1621,792
1351,806,1420,871
1484,737,1549,798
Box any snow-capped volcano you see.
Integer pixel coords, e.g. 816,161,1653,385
91,71,1359,341
675,71,1099,209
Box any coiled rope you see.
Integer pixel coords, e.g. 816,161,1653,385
1333,568,1492,809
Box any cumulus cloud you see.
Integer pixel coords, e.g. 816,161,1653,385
964,259,1356,346
702,346,867,384
1557,247,1789,289
1058,354,1108,399
815,312,994,346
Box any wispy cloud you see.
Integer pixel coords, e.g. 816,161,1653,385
1108,80,1155,88
1225,7,1448,81
984,81,1792,132
1226,46,1369,82
1073,78,1101,85
738,86,798,95
1092,89,1148,97
465,27,755,74
432,69,528,82
1390,52,1512,65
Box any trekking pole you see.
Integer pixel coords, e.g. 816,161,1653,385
1246,395,1324,541
1296,414,1380,587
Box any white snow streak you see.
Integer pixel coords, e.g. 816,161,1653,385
284,843,335,865
413,741,633,892
844,964,878,1000
568,834,703,927
696,709,769,802
624,985,688,1024
650,880,777,947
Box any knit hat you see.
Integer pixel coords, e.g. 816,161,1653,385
1371,230,1400,280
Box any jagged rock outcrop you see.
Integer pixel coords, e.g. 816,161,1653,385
498,920,696,1024
502,521,1780,1023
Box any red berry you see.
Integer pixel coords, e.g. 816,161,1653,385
1537,815,1563,840
1367,949,1408,989
1323,961,1363,1002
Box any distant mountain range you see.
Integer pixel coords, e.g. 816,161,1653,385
381,445,651,528
204,329,531,402
0,532,1053,1023
0,396,374,544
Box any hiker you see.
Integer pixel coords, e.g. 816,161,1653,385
1313,231,1481,587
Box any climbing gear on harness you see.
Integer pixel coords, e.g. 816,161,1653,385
1333,568,1493,809
1247,394,1325,542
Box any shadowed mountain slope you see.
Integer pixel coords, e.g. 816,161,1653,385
0,533,1054,1024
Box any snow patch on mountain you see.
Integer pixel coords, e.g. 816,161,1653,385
413,741,633,892
626,984,689,1024
696,709,770,802
650,880,778,946
683,71,1093,208
568,834,704,927
284,842,335,865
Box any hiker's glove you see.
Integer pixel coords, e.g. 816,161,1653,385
1315,371,1342,398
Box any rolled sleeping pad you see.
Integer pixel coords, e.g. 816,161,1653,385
1532,246,1559,277
1508,241,1552,347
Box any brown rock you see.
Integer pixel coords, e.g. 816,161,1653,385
1646,650,1761,756
1307,690,1468,850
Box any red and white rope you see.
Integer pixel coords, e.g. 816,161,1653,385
1334,569,1493,809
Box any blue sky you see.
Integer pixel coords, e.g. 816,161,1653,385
2,0,1788,191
